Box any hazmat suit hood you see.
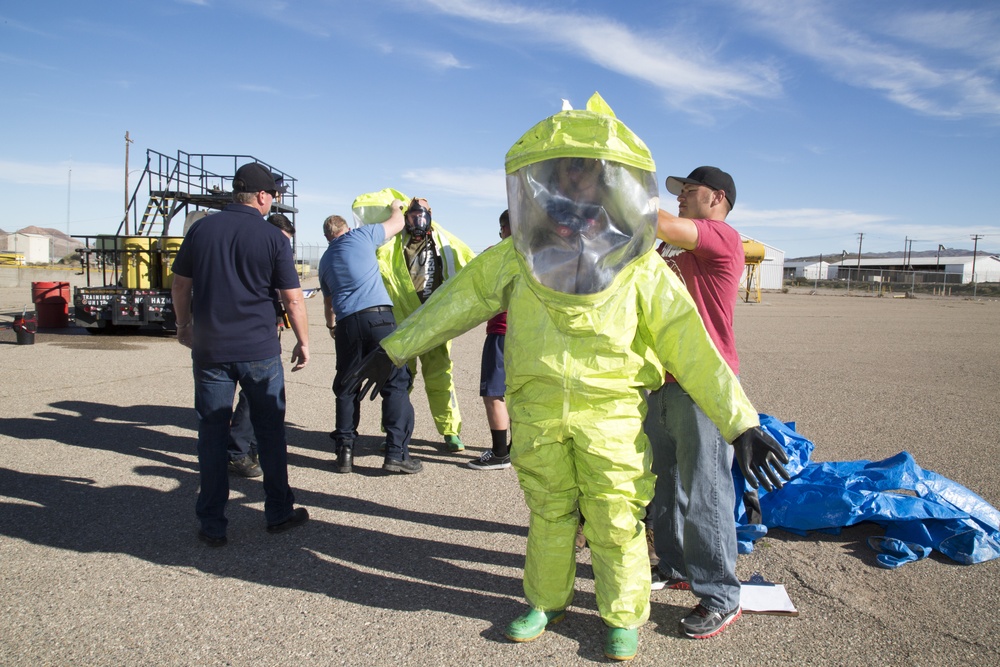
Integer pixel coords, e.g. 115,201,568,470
351,187,409,227
504,92,659,295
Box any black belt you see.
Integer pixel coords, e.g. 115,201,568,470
353,305,393,316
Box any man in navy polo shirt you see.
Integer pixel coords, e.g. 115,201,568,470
172,162,311,547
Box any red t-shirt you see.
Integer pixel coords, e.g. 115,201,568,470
483,242,508,335
486,310,507,335
659,218,743,383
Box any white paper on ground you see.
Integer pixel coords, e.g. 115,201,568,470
740,576,798,615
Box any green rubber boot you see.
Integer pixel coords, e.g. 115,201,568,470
604,627,638,661
504,608,566,643
443,434,465,452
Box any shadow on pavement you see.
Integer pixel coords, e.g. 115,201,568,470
0,399,557,629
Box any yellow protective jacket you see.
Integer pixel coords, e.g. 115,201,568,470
376,224,477,320
382,239,757,443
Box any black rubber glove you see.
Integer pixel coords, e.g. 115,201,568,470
743,490,762,525
342,347,396,401
733,426,791,492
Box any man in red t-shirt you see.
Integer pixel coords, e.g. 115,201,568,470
468,210,513,470
646,166,748,640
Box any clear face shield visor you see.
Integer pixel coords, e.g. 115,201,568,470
506,157,658,295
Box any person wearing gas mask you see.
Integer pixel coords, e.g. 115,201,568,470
343,93,788,661
373,196,476,453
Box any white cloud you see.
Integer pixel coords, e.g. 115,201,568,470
400,166,506,204
738,0,1000,118
418,0,782,109
0,159,121,191
0,15,55,38
735,206,894,231
733,204,1000,254
422,50,470,70
394,48,470,71
886,9,1000,70
0,52,57,70
234,84,282,95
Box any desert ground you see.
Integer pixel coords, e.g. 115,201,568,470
1,272,998,666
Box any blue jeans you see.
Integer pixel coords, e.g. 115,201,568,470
645,382,740,613
332,307,414,461
193,356,295,537
227,390,257,461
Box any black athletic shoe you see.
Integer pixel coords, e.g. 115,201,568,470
651,568,691,591
266,507,310,534
680,604,741,639
382,457,423,474
467,451,511,470
228,456,262,478
197,529,227,547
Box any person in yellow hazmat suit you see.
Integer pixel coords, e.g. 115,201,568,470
351,190,477,453
344,93,789,661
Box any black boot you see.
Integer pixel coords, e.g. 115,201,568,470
336,445,353,473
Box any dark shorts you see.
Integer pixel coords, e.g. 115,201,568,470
479,333,506,397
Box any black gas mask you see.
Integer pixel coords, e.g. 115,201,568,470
405,200,432,239
544,196,606,240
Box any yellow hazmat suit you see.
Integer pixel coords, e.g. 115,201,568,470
373,204,476,438
376,92,759,632
381,238,756,626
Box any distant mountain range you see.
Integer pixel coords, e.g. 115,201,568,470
2,225,996,266
787,248,998,263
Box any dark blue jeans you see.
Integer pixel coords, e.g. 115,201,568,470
228,390,257,461
332,307,414,460
193,356,295,537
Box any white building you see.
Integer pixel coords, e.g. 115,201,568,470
831,255,1000,284
2,232,50,264
785,260,835,281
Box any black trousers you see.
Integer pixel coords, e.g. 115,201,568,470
332,307,414,460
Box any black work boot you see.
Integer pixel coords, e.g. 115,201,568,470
336,445,353,473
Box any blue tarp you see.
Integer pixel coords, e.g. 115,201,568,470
734,414,1000,568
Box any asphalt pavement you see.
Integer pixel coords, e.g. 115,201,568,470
1,280,998,666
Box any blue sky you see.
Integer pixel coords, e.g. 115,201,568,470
2,0,999,259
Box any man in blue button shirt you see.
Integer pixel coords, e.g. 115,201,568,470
320,200,422,475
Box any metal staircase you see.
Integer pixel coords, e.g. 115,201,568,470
117,150,298,237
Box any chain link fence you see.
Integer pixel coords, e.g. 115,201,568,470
786,268,999,298
294,243,325,280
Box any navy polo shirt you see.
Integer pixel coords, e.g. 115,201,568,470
172,203,300,363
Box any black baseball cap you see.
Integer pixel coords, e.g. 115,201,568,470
232,163,279,194
665,166,736,211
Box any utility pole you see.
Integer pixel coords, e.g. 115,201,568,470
842,250,850,292
856,233,864,285
903,236,909,269
971,234,982,297
124,131,134,235
937,244,944,292
66,168,72,236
